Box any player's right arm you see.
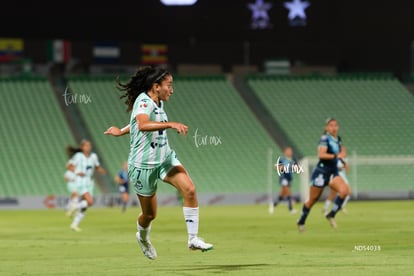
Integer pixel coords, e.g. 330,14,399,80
136,114,188,136
104,124,130,136
67,154,85,177
114,172,127,184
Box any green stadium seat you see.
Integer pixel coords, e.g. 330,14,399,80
0,78,77,196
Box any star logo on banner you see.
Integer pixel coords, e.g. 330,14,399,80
284,0,310,26
248,0,273,30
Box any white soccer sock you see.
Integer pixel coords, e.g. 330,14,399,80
323,200,331,211
183,207,199,241
342,195,351,208
77,200,88,210
72,211,85,226
137,221,151,241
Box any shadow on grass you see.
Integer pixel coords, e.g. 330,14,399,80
157,263,274,273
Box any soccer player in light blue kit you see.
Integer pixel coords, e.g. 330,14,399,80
271,146,297,214
104,66,213,260
297,118,350,232
114,161,130,213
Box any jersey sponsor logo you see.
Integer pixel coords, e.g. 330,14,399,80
139,102,148,108
153,110,165,115
313,174,325,187
150,141,168,149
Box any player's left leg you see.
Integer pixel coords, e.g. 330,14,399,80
274,178,288,208
338,171,351,213
121,192,129,213
325,176,350,228
164,165,213,252
323,188,336,215
70,192,93,232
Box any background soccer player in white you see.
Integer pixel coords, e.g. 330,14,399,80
104,66,213,260
66,139,106,231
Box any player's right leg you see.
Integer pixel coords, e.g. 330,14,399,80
136,193,158,260
297,168,327,232
297,186,324,232
129,166,158,260
325,176,350,228
70,192,93,232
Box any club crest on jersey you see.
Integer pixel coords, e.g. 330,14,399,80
136,180,143,190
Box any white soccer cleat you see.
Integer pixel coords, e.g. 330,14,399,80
268,204,274,214
326,215,338,229
188,237,213,252
297,224,305,233
70,223,82,232
66,203,77,217
290,209,298,214
136,232,157,260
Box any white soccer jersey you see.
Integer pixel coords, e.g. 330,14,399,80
129,93,172,169
64,170,77,183
69,152,101,185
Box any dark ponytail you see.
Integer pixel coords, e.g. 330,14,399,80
66,145,81,158
116,66,170,112
66,139,89,158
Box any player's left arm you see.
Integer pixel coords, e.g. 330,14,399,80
94,154,107,175
338,145,348,171
96,165,107,175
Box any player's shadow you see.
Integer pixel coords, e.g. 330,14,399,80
158,263,273,273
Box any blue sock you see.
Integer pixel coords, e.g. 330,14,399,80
297,205,310,225
287,196,292,211
327,196,345,218
273,195,284,207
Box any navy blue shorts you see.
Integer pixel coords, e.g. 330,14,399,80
119,184,129,194
310,166,338,188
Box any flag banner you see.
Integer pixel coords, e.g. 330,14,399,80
0,38,24,62
47,40,71,63
93,42,120,64
141,44,168,65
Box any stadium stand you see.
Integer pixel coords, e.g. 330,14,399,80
68,75,282,194
247,74,414,195
0,77,77,196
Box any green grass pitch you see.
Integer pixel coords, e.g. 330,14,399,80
1,200,413,275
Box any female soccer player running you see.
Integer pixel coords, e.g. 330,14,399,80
66,139,106,231
297,118,350,232
104,66,213,260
